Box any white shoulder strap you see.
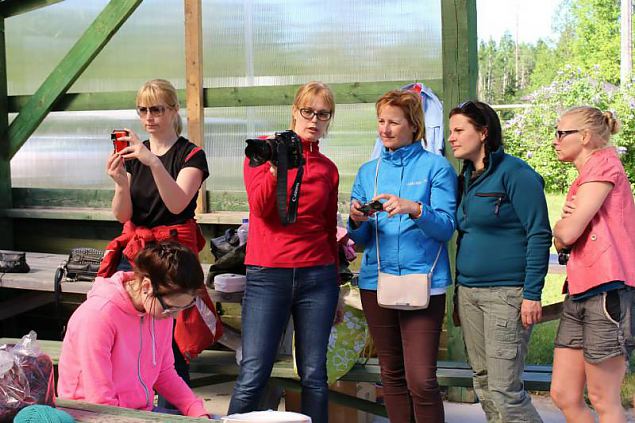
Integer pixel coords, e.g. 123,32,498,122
373,158,443,275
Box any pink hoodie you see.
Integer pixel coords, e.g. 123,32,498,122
57,271,208,417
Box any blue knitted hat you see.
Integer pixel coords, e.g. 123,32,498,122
14,405,75,423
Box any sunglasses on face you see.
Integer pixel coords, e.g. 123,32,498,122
154,292,196,315
136,105,166,118
299,107,332,121
555,129,582,140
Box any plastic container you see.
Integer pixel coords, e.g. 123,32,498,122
222,410,311,422
237,218,249,246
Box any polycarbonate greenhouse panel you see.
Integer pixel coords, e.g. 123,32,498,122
8,0,442,195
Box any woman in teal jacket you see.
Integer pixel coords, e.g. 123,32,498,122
450,100,551,423
348,89,457,423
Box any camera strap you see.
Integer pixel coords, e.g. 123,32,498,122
276,142,303,225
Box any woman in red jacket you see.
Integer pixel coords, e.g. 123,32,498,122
228,81,340,423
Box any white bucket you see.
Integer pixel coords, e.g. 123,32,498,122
221,410,311,423
213,273,246,293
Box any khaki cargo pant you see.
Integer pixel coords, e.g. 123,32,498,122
458,285,543,423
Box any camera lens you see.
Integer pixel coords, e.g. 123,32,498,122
245,139,273,167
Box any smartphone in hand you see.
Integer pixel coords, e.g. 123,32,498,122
111,129,130,153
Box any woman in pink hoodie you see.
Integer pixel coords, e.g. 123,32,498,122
58,242,212,418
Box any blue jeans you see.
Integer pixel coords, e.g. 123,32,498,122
228,264,339,423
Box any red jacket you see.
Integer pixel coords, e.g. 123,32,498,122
97,219,205,277
244,139,339,268
97,219,222,362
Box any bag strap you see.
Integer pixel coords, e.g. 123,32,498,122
372,158,443,275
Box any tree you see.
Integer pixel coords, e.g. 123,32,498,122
504,66,635,192
567,0,621,85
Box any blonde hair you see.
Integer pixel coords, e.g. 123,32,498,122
376,90,425,144
136,79,183,135
290,81,335,134
562,106,620,146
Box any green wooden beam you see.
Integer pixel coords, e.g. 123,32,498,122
0,0,63,18
441,0,478,397
7,79,444,113
0,18,13,248
6,0,143,159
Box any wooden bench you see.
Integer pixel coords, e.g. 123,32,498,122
0,337,552,418
1,252,559,415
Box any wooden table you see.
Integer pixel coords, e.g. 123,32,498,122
56,399,217,422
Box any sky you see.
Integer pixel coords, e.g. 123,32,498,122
477,0,562,44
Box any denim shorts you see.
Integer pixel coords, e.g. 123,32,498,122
554,288,634,364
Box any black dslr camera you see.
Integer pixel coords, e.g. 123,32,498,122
244,130,304,226
245,130,303,168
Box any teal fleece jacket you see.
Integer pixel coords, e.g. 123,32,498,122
456,148,551,301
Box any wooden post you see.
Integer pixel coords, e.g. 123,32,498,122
184,0,207,214
0,17,13,248
441,0,478,403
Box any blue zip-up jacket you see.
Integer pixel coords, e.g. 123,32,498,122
348,142,457,292
456,148,551,300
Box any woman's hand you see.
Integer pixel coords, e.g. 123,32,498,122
106,152,128,187
269,163,277,179
374,193,421,218
349,199,369,223
521,299,542,328
561,196,576,218
119,129,161,168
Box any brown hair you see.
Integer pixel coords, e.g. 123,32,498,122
375,90,425,144
561,106,620,146
134,241,204,296
290,81,335,133
136,79,183,135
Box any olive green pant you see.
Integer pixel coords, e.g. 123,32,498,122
458,285,543,423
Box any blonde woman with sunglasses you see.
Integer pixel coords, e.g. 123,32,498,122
550,107,635,423
58,242,215,418
100,79,217,410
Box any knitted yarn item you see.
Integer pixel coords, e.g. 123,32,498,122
14,405,75,423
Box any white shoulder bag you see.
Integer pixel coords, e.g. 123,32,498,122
371,159,442,310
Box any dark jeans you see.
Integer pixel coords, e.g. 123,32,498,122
361,290,446,423
228,264,339,423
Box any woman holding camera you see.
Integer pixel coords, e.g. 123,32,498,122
228,81,340,423
450,100,551,423
348,89,457,423
550,107,635,423
100,79,216,406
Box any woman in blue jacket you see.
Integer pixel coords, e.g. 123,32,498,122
348,89,457,423
450,101,551,423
